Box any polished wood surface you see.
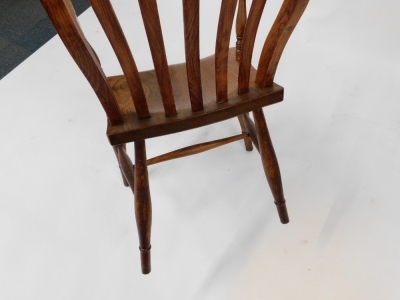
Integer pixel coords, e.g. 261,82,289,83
243,112,260,152
106,48,283,145
41,0,309,274
90,0,149,118
253,109,289,223
235,0,247,61
256,0,309,87
134,140,152,274
147,133,247,166
183,0,203,111
216,0,237,102
238,0,267,94
237,114,254,151
138,0,176,116
41,0,123,125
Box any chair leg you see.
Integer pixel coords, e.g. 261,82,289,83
116,143,152,274
134,140,152,274
237,114,253,151
252,108,289,224
113,144,129,187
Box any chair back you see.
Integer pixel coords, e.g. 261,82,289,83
41,0,309,125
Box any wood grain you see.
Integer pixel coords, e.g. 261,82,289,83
235,0,247,61
138,0,177,116
256,0,309,86
90,0,150,118
183,0,203,111
134,140,152,274
215,0,237,102
147,133,247,165
41,0,311,274
238,0,267,94
237,114,253,151
41,0,123,125
106,48,284,145
253,108,289,224
242,112,260,152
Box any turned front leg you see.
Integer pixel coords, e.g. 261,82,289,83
252,108,289,224
134,140,152,274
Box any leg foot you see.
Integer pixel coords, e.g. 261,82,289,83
275,201,289,224
252,108,289,224
140,246,151,274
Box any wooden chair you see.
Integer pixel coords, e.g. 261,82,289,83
41,0,309,274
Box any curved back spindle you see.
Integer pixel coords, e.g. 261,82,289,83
90,0,150,119
138,0,177,116
237,0,267,94
215,0,238,102
41,0,123,125
235,0,247,62
42,0,309,123
182,0,203,111
256,0,309,87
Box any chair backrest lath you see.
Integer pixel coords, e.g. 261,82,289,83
256,0,310,87
238,0,267,94
90,0,150,118
138,0,177,116
183,0,204,111
41,0,123,125
215,0,238,103
42,0,309,122
235,0,247,62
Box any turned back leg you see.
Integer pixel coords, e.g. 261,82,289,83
116,142,152,274
134,140,152,274
252,108,289,224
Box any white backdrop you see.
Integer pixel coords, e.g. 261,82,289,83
1,0,400,299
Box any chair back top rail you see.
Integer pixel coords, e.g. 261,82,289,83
41,0,309,122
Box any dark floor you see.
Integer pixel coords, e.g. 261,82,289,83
0,0,90,79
